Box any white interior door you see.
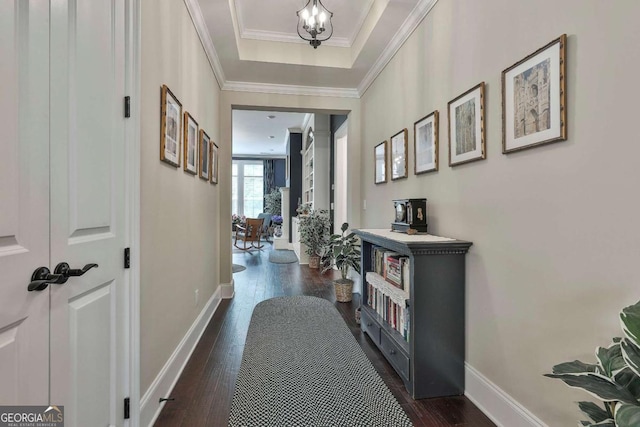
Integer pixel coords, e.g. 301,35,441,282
0,1,50,406
48,1,128,426
333,121,348,234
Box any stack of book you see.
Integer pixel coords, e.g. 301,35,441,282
365,272,410,341
371,246,410,292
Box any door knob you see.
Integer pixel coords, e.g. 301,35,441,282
54,262,99,283
28,267,66,291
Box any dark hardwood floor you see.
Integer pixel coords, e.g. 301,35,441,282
154,245,495,427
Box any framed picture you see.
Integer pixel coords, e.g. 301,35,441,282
210,142,219,185
414,111,439,174
199,130,211,180
183,112,198,174
448,82,486,166
160,85,182,167
374,141,387,184
502,34,567,153
390,129,408,180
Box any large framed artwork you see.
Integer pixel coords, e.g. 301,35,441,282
160,85,182,167
374,141,387,184
390,129,408,180
414,111,439,174
210,142,219,185
448,82,486,166
502,34,567,153
183,112,198,174
199,129,211,181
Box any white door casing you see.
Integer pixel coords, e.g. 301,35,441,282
0,1,50,406
49,1,128,426
334,120,348,235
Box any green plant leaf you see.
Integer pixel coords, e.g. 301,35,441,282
550,360,598,374
622,338,640,379
621,301,640,347
615,403,640,426
578,401,612,423
544,372,637,403
596,343,625,377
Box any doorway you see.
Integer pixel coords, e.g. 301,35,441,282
333,120,348,234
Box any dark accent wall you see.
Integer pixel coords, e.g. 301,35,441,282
329,115,348,227
274,159,286,187
287,133,303,242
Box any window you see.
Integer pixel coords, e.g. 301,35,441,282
232,160,264,218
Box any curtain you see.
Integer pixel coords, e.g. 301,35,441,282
263,159,276,202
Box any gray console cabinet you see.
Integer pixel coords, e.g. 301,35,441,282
353,229,472,399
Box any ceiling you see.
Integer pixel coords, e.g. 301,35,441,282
187,0,438,154
233,110,307,156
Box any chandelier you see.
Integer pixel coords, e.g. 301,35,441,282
296,0,334,49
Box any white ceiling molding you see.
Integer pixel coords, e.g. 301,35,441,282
357,0,439,97
183,0,226,88
239,28,352,48
223,81,360,99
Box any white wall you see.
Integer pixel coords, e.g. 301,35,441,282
360,0,640,425
140,0,220,396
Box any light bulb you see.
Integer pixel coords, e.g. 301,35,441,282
319,12,326,23
301,9,309,20
308,15,315,27
312,5,318,16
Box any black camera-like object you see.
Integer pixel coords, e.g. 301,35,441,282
392,198,428,233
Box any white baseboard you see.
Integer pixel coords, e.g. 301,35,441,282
220,279,234,299
465,363,547,427
140,287,222,427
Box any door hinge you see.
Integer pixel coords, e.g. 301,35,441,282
124,247,130,269
124,96,131,118
124,397,130,419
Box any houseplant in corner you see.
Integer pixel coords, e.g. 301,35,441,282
545,300,640,426
298,209,331,269
322,222,361,303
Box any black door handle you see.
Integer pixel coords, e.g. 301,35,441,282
28,267,66,291
54,262,99,283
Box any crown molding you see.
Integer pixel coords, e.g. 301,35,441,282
239,28,351,48
222,81,360,99
183,0,225,89
357,0,439,97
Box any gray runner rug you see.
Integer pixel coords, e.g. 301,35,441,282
268,249,298,264
229,296,413,427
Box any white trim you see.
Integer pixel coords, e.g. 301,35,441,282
301,113,312,132
182,0,225,89
240,29,351,48
357,0,439,97
223,80,359,99
465,363,548,427
220,279,235,299
140,288,223,427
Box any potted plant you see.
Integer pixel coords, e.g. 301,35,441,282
264,189,282,215
298,209,331,269
321,222,361,303
545,300,640,426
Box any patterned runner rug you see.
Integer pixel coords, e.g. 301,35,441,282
229,296,413,426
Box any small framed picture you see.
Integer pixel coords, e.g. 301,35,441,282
199,130,211,180
448,82,486,166
502,34,567,153
210,142,219,185
390,129,408,180
374,141,387,184
414,111,439,174
183,112,198,174
160,85,182,167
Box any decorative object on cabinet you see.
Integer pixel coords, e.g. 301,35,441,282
160,85,182,167
374,141,387,184
354,229,472,399
414,111,439,174
448,82,486,166
183,112,198,174
390,129,408,180
502,34,567,153
298,209,331,269
198,130,211,180
210,142,218,184
321,222,361,303
545,299,640,426
392,199,428,234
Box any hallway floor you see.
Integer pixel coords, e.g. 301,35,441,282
154,245,495,426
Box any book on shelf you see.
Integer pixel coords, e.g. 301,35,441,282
366,275,410,342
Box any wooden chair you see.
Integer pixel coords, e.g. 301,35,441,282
233,218,265,251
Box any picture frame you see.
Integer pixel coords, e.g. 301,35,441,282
374,141,387,184
502,34,567,153
183,112,198,174
199,129,211,180
390,129,408,180
160,85,182,167
210,142,219,185
414,111,439,174
448,82,486,166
